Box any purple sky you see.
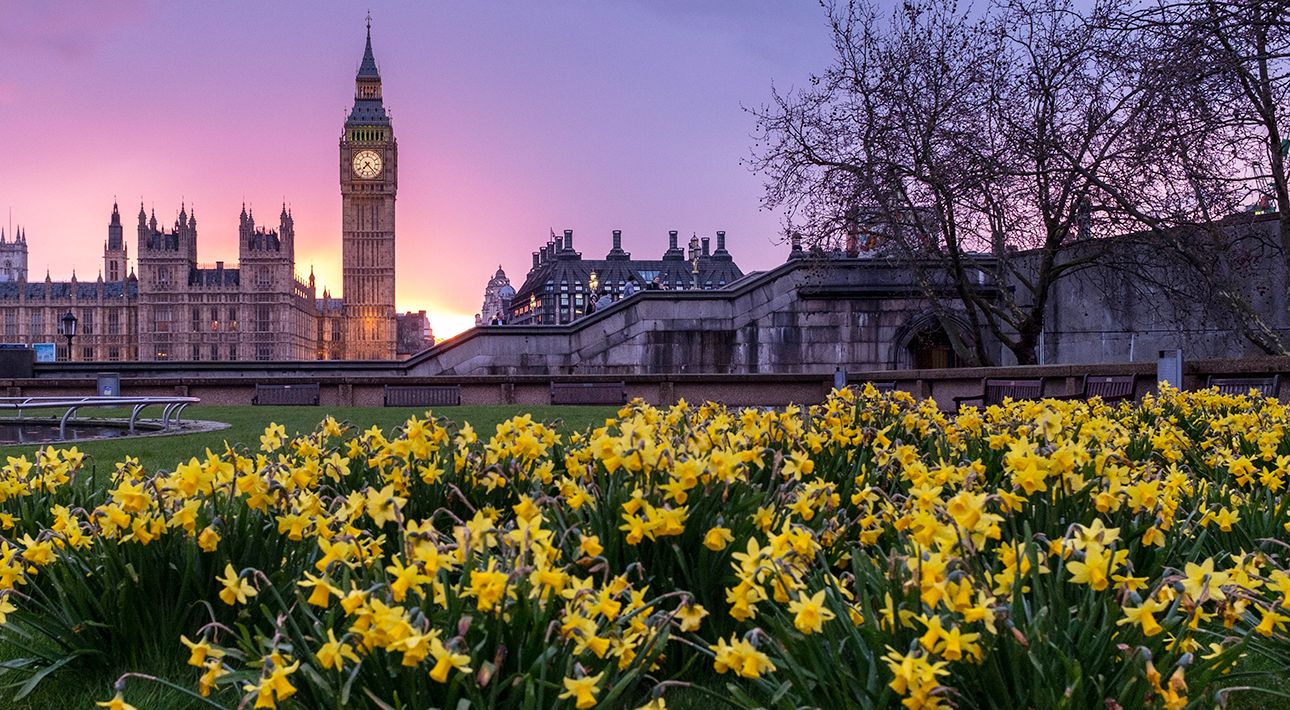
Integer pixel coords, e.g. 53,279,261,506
0,0,835,336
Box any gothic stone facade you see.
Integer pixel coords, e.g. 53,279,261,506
0,24,421,362
339,21,398,360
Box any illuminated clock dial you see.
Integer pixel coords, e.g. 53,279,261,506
352,150,383,179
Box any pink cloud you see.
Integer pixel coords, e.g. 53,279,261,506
0,0,148,60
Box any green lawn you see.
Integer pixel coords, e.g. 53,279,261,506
2,405,621,475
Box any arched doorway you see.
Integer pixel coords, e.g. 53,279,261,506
908,327,961,370
889,310,972,370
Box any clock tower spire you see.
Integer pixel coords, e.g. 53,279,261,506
340,14,397,359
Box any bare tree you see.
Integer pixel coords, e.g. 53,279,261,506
752,0,1158,365
1066,0,1290,354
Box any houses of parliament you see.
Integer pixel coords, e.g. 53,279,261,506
0,22,430,362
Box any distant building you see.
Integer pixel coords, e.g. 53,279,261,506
134,201,319,362
396,310,432,356
476,266,514,325
0,228,27,283
0,22,426,362
507,229,743,325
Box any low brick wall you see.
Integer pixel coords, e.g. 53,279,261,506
844,361,1157,406
848,356,1290,407
7,357,1289,410
1,373,838,409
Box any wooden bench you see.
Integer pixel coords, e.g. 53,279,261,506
1052,374,1138,403
384,385,461,407
953,378,1045,408
1207,375,1281,398
551,382,627,406
252,383,320,406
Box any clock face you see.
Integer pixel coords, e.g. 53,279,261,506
352,150,383,179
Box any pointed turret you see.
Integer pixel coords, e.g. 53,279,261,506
107,202,124,251
358,14,380,79
279,201,295,257
347,15,389,127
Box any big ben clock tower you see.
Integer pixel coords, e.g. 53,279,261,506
340,15,397,360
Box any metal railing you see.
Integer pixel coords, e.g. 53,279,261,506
0,396,201,440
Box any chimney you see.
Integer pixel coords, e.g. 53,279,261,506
701,237,710,257
716,230,727,252
1075,196,1091,240
532,251,540,268
563,229,573,251
612,230,622,251
844,206,860,257
555,236,564,252
540,246,548,263
669,230,678,251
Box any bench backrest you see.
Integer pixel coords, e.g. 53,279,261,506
1207,375,1282,398
864,381,897,393
253,383,320,406
984,378,1044,406
551,382,627,406
1085,375,1136,401
384,385,461,407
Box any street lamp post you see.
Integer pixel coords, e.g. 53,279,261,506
60,311,77,362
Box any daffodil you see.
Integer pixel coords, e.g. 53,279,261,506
95,691,138,710
198,658,230,696
180,634,225,667
428,637,472,682
676,603,708,631
1118,596,1167,636
787,589,836,634
559,671,605,709
1181,558,1230,602
316,628,360,671
578,535,604,559
703,526,735,551
217,563,257,606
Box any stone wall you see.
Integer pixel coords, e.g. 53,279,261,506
1035,216,1290,365
404,258,999,377
13,357,1290,411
